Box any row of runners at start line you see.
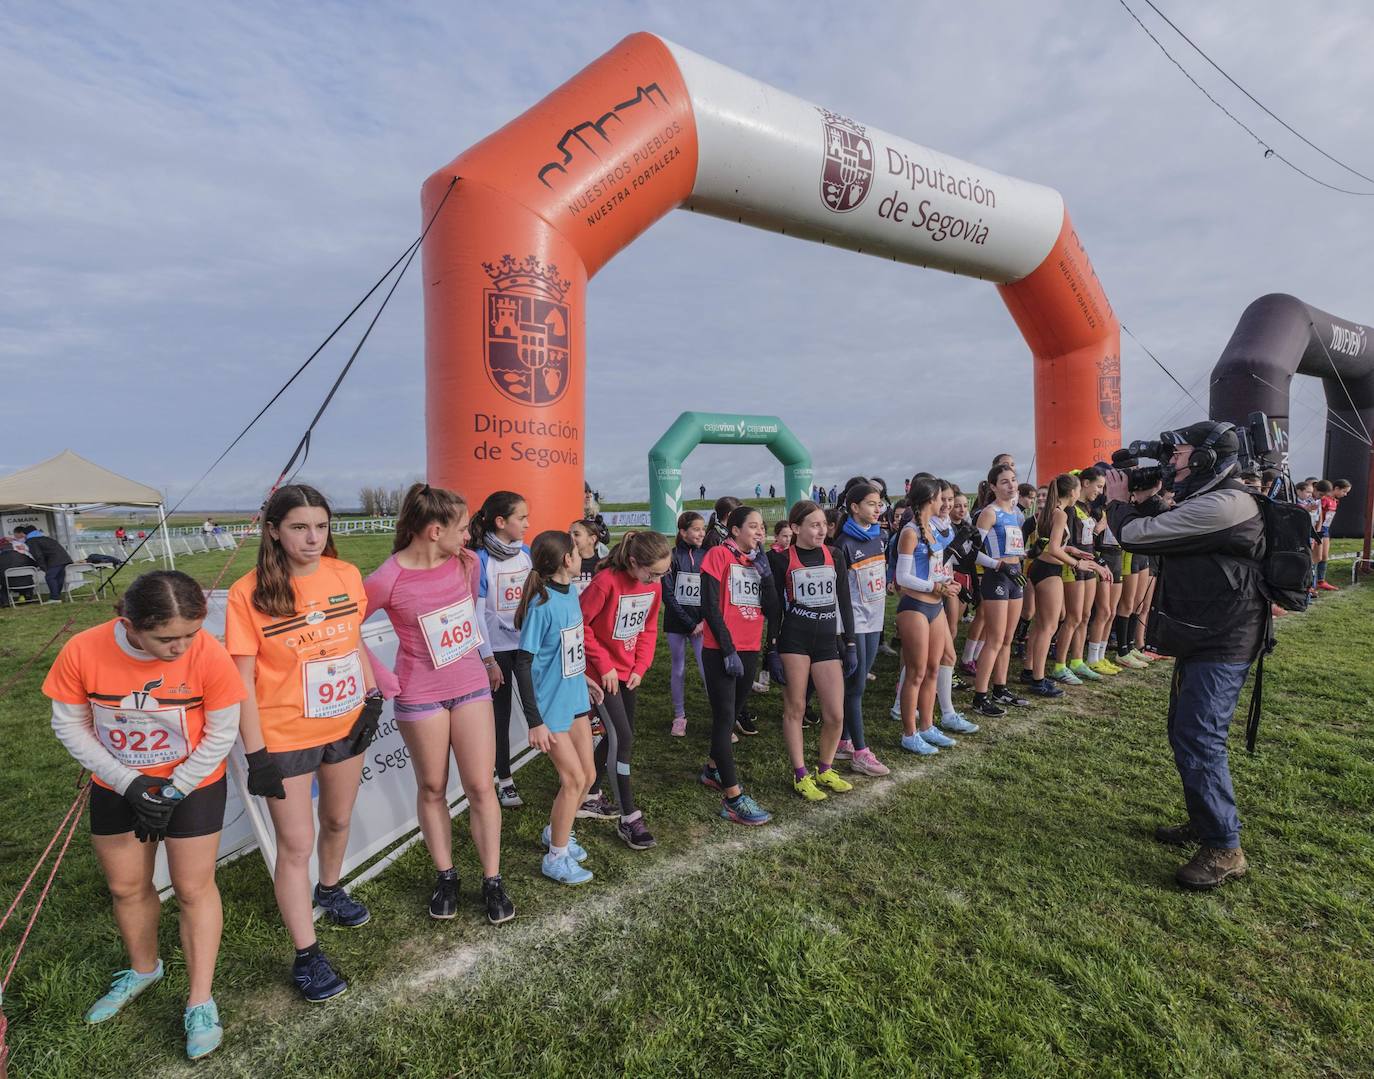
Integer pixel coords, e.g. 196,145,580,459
34,457,1245,1059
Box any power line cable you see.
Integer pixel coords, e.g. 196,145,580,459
1121,324,1211,418
1117,0,1374,197
1140,0,1374,187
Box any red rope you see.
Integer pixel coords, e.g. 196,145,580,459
0,616,76,699
0,782,87,935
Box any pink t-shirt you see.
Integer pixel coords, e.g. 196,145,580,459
364,552,489,705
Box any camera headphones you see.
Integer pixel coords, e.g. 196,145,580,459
1164,421,1236,474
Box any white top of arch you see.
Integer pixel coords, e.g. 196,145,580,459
663,38,1065,285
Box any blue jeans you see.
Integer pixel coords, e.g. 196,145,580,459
843,631,882,750
1167,657,1251,848
45,566,66,601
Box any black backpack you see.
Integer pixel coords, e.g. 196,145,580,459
1243,493,1314,752
1251,494,1313,612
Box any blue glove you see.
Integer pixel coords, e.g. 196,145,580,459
767,650,787,686
723,652,745,679
843,642,859,679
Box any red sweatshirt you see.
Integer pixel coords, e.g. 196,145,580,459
578,567,662,681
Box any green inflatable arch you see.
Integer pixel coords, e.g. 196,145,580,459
648,412,813,533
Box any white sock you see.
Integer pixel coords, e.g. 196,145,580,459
973,640,986,662
961,639,979,664
1086,642,1100,663
937,665,955,716
549,843,568,859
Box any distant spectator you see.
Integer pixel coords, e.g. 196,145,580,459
0,537,41,605
582,489,610,549
828,484,838,505
22,525,73,601
754,483,762,498
202,517,215,535
769,484,776,498
114,526,127,548
10,528,31,556
699,484,706,500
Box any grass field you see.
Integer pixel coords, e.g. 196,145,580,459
1,538,1371,1077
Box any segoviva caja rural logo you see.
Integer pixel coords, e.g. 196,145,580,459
819,108,874,213
483,254,573,407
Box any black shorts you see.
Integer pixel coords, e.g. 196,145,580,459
1096,548,1123,583
979,566,1024,602
91,776,227,839
1028,559,1061,586
270,732,363,779
896,595,945,623
777,618,841,662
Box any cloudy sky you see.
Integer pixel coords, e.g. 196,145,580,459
4,1,1372,508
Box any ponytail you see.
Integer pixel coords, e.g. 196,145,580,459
513,530,573,630
394,483,468,554
468,490,525,550
604,529,671,574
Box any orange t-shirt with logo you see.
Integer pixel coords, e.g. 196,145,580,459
42,621,246,791
224,558,369,753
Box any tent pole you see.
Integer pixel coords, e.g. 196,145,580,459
158,503,175,570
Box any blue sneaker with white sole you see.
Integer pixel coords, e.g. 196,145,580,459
900,732,938,755
184,999,223,1060
542,851,593,885
292,950,347,1003
921,726,957,748
313,883,370,927
85,961,164,1024
540,824,588,862
940,712,980,734
720,793,772,826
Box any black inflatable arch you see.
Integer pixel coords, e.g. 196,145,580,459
1209,294,1373,537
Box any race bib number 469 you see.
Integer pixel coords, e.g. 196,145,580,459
302,650,364,719
419,597,482,668
613,592,654,642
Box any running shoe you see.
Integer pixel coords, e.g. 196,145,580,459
1030,677,1064,698
313,883,370,928
497,781,524,808
802,709,821,728
1115,652,1148,670
670,715,687,737
1125,649,1155,666
793,772,828,800
1140,649,1168,661
993,687,1031,708
834,738,854,760
866,671,877,682
1317,580,1339,591
751,680,770,693
184,999,222,1060
482,875,516,925
814,767,854,793
849,747,890,776
575,792,619,820
292,950,347,1003
879,641,900,657
920,726,957,748
1051,664,1082,686
428,869,459,920
972,696,1007,718
541,852,593,885
85,962,164,1024
940,712,980,734
900,732,938,755
951,672,969,691
959,659,978,678
1018,668,1038,685
699,763,724,791
617,816,657,850
889,701,903,721
720,793,772,825
1010,640,1026,659
735,713,759,736
1069,660,1102,682
540,824,588,862
1087,659,1121,677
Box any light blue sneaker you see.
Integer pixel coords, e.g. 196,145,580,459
85,961,163,1024
921,726,958,748
720,793,772,826
184,999,223,1060
540,825,587,863
940,712,980,735
900,732,938,756
541,851,593,885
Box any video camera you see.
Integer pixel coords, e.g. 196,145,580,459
1109,411,1291,497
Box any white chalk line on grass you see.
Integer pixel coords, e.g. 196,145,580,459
190,679,1150,1077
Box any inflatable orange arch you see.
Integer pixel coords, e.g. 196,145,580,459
422,33,1120,529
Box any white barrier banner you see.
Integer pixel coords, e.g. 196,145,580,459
602,511,651,526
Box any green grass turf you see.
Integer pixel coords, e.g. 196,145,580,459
1,540,1371,1077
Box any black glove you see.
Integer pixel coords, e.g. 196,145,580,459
348,693,384,755
723,651,745,679
842,642,859,679
245,748,286,799
766,649,787,686
1010,570,1027,591
959,585,975,606
123,775,176,843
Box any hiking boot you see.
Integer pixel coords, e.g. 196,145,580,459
1153,820,1200,846
1175,845,1248,890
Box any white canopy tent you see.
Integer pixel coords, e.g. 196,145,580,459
0,449,174,568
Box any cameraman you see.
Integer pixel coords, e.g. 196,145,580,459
1104,421,1266,891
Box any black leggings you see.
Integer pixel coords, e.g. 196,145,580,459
593,684,638,817
491,650,520,780
703,647,758,791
